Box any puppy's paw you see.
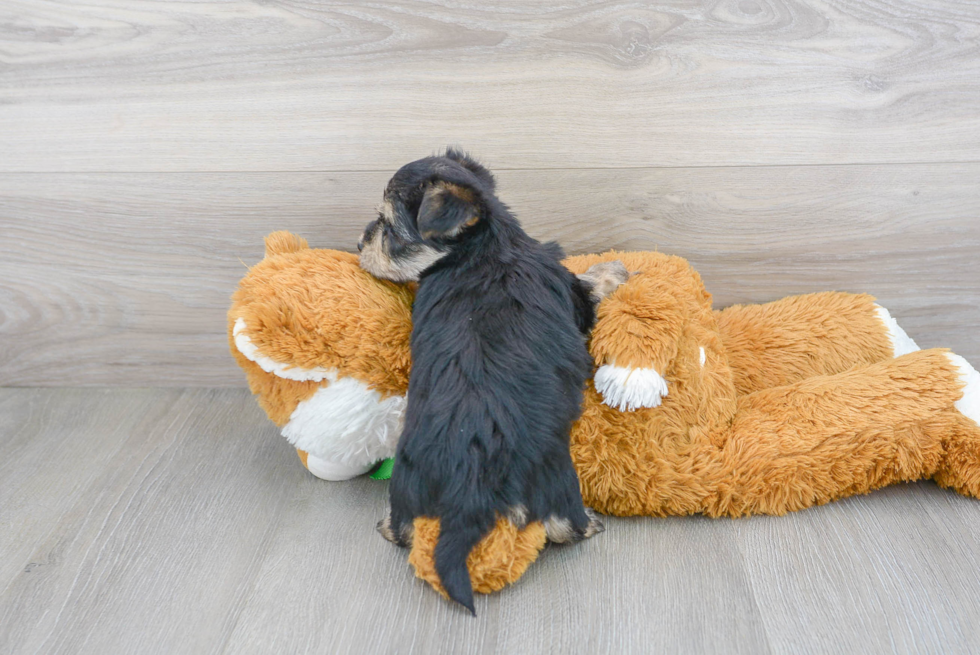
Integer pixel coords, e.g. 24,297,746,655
377,511,398,544
543,509,605,544
543,515,576,544
578,261,630,303
378,509,413,547
582,508,605,539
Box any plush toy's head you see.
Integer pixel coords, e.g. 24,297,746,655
229,232,414,480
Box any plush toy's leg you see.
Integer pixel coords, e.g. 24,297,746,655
702,349,980,517
715,292,917,395
933,354,980,497
296,449,374,481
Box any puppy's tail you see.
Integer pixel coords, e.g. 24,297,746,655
434,513,489,616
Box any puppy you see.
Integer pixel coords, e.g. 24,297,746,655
358,149,627,614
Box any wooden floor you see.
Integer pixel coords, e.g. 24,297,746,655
3,1,980,652
2,387,980,655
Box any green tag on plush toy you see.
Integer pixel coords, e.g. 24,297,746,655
369,458,394,480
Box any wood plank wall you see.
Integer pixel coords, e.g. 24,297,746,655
1,0,978,386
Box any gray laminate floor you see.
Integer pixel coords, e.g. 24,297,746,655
2,387,979,654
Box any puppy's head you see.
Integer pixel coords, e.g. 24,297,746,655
358,148,496,282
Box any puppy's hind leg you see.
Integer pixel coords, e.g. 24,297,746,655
542,465,605,544
582,507,606,538
378,504,415,547
543,508,605,543
572,260,631,334
577,260,631,304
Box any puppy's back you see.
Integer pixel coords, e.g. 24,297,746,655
393,241,592,608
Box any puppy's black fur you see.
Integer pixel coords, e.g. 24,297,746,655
359,149,605,614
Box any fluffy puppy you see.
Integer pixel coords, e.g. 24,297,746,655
358,149,625,614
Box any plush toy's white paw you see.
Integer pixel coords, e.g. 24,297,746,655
304,454,375,481
874,305,920,357
594,363,668,411
947,353,980,427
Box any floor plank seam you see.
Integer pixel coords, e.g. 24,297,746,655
3,159,980,175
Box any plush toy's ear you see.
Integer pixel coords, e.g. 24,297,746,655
417,181,481,240
264,231,309,258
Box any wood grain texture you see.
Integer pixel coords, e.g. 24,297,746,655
1,164,977,386
734,484,980,653
2,0,980,171
0,388,292,654
0,389,177,586
3,388,980,654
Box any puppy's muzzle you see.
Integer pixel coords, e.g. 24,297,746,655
358,219,380,252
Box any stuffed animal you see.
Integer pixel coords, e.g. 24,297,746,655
229,231,980,601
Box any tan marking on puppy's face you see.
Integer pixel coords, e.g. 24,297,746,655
358,235,446,282
377,199,395,222
440,182,475,204
358,200,447,283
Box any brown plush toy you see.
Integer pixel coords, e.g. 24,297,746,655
230,232,980,601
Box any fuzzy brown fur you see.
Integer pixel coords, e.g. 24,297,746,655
408,517,547,597
716,292,894,395
230,234,980,600
229,236,414,425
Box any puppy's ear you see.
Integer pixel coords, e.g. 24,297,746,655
444,148,496,191
417,181,481,240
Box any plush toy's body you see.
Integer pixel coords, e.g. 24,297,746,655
230,233,980,601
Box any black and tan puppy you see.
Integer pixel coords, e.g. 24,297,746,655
358,149,626,614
